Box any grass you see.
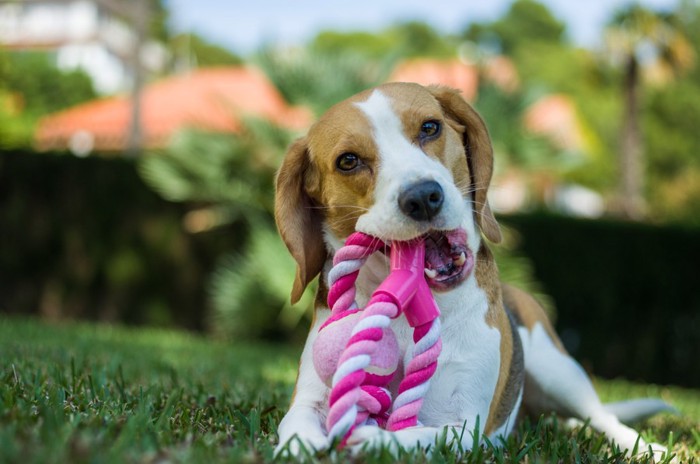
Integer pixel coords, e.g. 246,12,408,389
1,316,698,463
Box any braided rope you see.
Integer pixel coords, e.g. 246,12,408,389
387,317,442,431
323,231,442,445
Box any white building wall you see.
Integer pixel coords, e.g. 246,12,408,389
0,0,166,95
56,43,127,94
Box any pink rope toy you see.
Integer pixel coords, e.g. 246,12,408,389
311,231,442,447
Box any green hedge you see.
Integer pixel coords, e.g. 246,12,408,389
501,213,700,388
0,150,240,330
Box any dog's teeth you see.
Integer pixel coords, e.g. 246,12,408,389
424,268,438,279
454,252,466,266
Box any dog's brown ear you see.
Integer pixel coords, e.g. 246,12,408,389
275,137,327,303
429,85,502,243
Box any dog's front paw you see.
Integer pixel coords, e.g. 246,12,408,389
347,425,446,457
274,432,330,459
347,426,402,456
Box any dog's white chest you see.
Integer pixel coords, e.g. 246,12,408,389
358,272,503,427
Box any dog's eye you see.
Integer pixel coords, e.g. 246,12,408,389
420,120,441,139
336,152,360,172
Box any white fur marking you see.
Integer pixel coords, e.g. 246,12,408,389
353,90,466,240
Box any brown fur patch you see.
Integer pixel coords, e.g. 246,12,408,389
306,103,379,239
502,284,567,353
428,86,502,244
484,310,524,435
474,244,523,435
275,138,327,303
475,244,501,309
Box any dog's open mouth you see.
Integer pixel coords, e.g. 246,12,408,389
423,228,474,291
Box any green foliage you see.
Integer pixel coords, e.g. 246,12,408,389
0,51,96,116
607,4,694,74
147,0,171,42
256,47,393,115
0,89,34,149
139,120,312,340
564,76,621,192
141,127,275,217
513,42,589,94
0,51,96,148
312,22,456,61
463,0,566,54
311,30,400,60
208,228,314,340
637,3,700,224
1,317,698,463
604,4,695,219
389,22,457,58
465,0,700,223
643,79,700,223
171,33,244,67
464,2,622,197
475,83,560,172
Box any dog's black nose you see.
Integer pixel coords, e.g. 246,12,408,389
398,180,444,221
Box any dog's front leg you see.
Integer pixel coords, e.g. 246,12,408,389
275,310,331,457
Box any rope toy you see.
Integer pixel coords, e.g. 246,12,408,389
311,232,442,446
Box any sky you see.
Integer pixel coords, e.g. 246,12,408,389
164,0,681,55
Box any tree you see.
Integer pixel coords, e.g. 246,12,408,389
463,0,565,54
0,52,96,115
640,2,700,224
171,33,243,68
605,6,694,220
392,22,456,58
312,22,455,61
138,119,315,339
256,47,392,115
0,51,96,148
643,79,700,223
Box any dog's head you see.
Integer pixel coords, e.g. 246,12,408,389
275,83,501,303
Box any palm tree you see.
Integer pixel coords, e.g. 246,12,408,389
605,5,694,220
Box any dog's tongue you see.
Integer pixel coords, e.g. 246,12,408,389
425,238,453,272
423,229,468,277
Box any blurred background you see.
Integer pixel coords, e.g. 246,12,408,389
0,0,698,387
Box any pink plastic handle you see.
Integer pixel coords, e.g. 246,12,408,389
370,240,440,327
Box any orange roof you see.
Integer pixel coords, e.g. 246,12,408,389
524,94,583,151
482,56,519,93
388,59,479,101
35,66,312,153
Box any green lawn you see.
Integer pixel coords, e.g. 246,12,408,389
1,317,698,463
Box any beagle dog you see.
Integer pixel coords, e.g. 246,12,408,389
274,83,671,458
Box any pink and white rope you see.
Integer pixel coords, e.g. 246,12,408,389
323,231,442,445
387,316,442,431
